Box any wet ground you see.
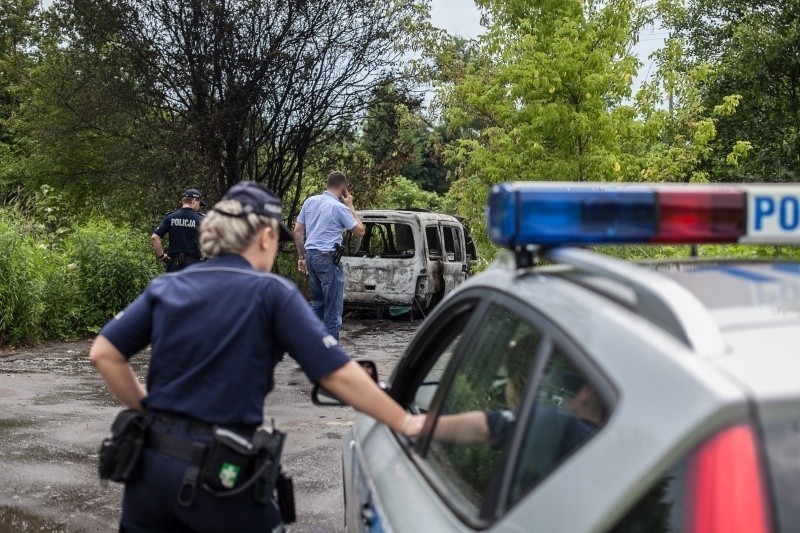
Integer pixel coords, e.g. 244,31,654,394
0,318,419,532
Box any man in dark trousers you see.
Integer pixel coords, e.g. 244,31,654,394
151,188,206,272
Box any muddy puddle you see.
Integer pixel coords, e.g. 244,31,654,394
0,318,419,532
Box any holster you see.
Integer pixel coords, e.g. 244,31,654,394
98,409,146,483
333,243,345,265
199,426,286,506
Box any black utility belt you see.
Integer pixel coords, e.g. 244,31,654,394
98,410,295,523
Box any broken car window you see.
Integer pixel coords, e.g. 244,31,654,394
443,227,464,262
426,226,441,259
346,223,416,258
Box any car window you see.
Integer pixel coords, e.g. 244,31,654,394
426,226,441,258
406,303,476,415
345,222,415,259
507,349,609,507
443,226,464,262
411,335,460,413
422,304,544,518
609,420,778,533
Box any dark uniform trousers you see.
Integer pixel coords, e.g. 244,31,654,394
167,254,202,273
121,416,284,533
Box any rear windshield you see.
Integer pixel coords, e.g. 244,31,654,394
762,410,800,531
345,222,415,259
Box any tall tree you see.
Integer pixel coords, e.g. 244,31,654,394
670,0,800,182
440,0,646,256
36,0,426,216
0,0,39,160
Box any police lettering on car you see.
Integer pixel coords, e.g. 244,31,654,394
90,181,425,532
151,188,206,272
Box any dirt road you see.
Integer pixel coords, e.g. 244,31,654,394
0,318,419,532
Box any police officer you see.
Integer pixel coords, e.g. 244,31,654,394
151,188,206,272
89,181,425,532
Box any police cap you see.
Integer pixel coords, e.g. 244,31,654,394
183,188,207,206
213,181,293,242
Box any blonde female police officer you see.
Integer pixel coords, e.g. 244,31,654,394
90,181,425,532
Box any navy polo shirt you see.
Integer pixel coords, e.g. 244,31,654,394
154,207,204,255
99,254,351,426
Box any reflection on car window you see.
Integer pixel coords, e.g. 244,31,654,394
406,304,475,416
411,336,460,413
507,350,609,506
423,305,543,518
346,223,415,258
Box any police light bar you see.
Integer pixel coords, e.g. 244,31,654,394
487,182,800,246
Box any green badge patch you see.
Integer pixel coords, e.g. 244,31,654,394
219,462,241,489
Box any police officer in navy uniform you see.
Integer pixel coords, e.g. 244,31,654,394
89,181,425,532
151,188,206,272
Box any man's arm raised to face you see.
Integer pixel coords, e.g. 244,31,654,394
342,191,365,236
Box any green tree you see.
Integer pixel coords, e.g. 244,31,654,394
0,0,39,180
441,0,646,257
669,0,800,182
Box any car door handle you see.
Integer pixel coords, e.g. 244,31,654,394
360,503,375,525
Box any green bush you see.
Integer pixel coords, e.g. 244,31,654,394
68,219,160,333
0,208,159,346
0,215,47,345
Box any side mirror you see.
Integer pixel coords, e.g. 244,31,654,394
312,360,379,406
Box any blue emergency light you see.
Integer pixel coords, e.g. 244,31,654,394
487,182,800,246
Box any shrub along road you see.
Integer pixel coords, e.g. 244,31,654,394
0,318,419,532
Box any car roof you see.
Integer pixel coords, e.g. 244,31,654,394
358,210,463,225
469,252,800,404
657,261,800,403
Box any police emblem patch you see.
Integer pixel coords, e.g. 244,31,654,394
219,462,241,489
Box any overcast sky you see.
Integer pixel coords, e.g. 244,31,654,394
429,0,668,87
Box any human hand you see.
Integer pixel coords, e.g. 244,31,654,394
298,258,307,274
400,414,427,437
160,254,170,263
341,189,355,208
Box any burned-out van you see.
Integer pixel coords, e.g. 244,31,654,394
341,210,477,314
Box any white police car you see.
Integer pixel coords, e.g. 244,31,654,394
315,183,800,532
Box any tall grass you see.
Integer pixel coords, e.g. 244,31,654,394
0,208,159,346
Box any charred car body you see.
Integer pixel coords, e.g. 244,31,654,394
341,210,477,313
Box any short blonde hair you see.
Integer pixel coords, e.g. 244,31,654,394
200,199,278,258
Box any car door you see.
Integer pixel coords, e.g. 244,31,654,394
365,291,614,531
344,295,484,532
347,293,553,531
439,224,468,295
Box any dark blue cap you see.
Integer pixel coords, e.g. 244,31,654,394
183,188,206,206
215,181,292,242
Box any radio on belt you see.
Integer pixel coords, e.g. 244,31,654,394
487,182,800,247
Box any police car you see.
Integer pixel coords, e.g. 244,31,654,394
315,183,800,532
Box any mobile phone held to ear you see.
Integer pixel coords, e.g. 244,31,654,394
340,189,349,202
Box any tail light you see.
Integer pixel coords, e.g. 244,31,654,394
686,425,771,533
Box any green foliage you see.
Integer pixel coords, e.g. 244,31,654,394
0,213,46,344
667,0,800,183
374,176,441,210
68,219,159,332
439,0,647,260
0,206,158,345
441,373,501,493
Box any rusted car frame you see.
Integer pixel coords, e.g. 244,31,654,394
341,210,477,313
